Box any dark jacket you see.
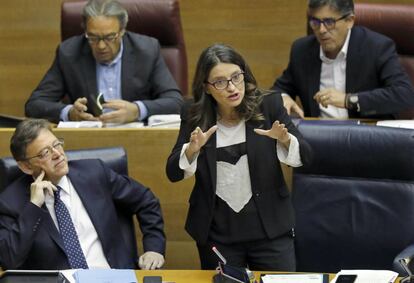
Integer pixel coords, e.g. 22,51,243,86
272,26,414,119
25,31,183,123
166,92,312,244
0,159,165,269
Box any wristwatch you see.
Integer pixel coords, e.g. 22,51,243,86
346,93,360,112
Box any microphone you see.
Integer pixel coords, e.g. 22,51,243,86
212,246,227,264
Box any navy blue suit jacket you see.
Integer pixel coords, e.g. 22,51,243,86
0,159,165,270
272,26,414,118
166,93,312,245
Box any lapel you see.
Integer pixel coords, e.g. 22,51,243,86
345,27,362,94
245,119,266,189
204,131,217,197
19,176,66,252
66,162,116,261
307,40,322,116
121,34,138,101
245,121,258,179
80,43,98,100
42,206,66,252
66,165,107,241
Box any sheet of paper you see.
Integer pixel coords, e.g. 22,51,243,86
57,121,145,128
262,273,326,283
57,121,103,128
377,120,414,129
330,270,398,283
104,122,144,128
148,114,181,128
73,269,137,283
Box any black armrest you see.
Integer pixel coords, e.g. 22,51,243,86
394,244,414,276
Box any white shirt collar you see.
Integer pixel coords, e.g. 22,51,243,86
56,175,71,195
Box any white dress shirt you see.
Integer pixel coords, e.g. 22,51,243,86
44,175,110,268
318,29,352,118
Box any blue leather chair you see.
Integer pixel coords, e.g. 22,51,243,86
0,146,139,268
292,123,414,275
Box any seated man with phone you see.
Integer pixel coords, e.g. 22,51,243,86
25,0,183,124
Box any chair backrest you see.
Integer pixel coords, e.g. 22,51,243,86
354,3,414,119
0,146,138,267
61,0,188,96
293,123,414,274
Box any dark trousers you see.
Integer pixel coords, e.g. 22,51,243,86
197,232,296,271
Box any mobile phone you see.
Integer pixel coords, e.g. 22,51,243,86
90,92,106,116
336,274,357,283
218,262,249,283
143,275,162,283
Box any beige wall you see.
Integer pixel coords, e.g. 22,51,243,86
1,0,412,116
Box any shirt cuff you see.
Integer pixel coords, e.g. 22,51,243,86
60,105,73,121
277,133,302,167
179,143,199,178
135,101,148,121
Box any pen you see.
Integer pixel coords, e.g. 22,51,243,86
212,246,227,264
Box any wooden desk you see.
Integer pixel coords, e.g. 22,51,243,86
0,128,292,269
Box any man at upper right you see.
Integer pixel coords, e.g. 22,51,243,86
271,0,414,119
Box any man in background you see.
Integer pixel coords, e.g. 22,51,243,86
272,0,414,119
0,119,165,270
25,0,183,124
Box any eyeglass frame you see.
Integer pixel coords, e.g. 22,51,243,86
308,13,351,30
84,31,122,45
24,138,65,161
205,72,245,90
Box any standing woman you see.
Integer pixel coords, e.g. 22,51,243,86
166,44,312,271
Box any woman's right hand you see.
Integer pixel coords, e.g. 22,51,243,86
185,125,217,161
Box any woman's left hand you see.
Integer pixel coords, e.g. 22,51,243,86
254,120,290,144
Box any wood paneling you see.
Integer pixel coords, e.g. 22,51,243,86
1,0,411,116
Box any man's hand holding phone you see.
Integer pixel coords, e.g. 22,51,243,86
69,97,99,121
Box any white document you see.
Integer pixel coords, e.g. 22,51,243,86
148,114,181,128
57,121,144,128
330,270,398,283
103,122,144,128
57,121,103,128
377,120,414,129
261,273,326,283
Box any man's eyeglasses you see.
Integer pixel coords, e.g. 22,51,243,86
25,139,65,161
206,72,245,90
309,13,351,30
85,32,121,45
